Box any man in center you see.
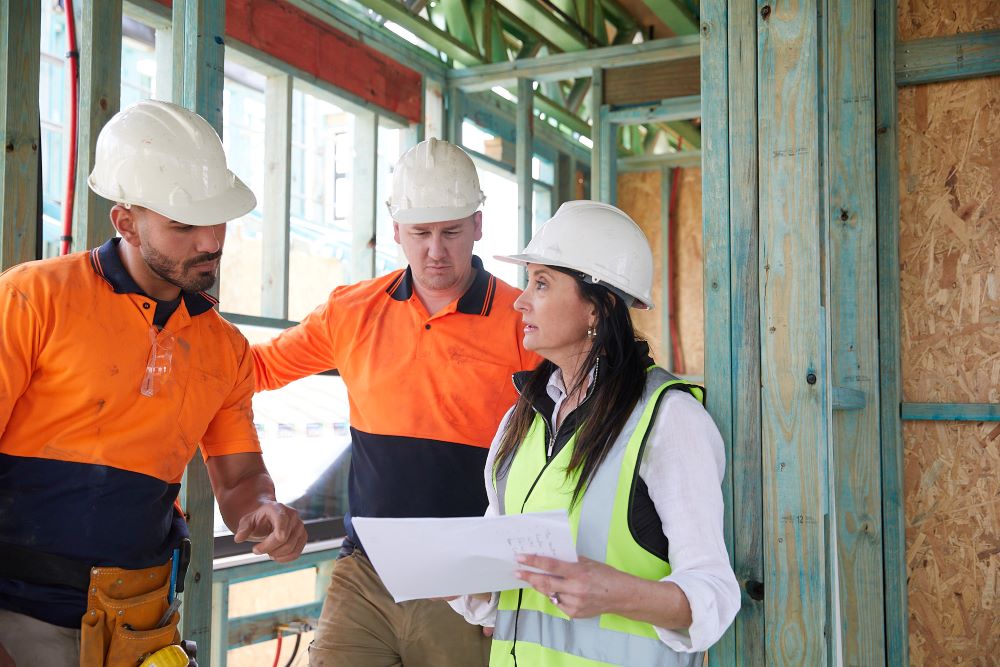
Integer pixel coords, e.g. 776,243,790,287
251,138,541,666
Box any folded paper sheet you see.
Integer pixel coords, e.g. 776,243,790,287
352,511,577,602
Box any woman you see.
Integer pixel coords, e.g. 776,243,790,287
450,201,740,666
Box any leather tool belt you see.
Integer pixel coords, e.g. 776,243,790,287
0,541,190,667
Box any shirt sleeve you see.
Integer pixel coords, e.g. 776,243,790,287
199,332,262,458
641,390,741,652
0,282,41,439
447,406,514,626
250,294,340,391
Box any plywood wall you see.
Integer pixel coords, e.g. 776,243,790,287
674,168,705,375
897,0,1000,656
616,168,704,376
617,171,666,361
897,0,1000,40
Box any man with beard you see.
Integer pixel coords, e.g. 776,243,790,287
251,138,541,666
0,100,307,667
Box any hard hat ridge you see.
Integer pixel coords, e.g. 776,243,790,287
495,200,655,310
386,138,486,224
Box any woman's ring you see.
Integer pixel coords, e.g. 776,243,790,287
549,592,560,605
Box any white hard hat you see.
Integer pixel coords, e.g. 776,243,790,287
386,138,485,224
88,99,256,226
496,200,654,309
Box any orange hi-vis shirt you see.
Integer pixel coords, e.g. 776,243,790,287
252,256,540,550
0,239,260,627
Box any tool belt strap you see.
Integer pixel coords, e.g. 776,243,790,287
0,542,92,591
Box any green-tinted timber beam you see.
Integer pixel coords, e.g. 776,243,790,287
618,149,700,171
533,91,591,136
895,29,1000,86
470,0,508,63
599,0,638,33
173,0,225,654
516,77,534,285
73,0,122,253
640,0,698,35
875,0,908,663
0,0,40,270
494,4,563,56
662,120,701,149
642,125,659,152
495,0,594,51
607,94,700,123
448,34,700,91
440,0,480,55
353,0,482,66
901,402,1000,421
565,77,591,113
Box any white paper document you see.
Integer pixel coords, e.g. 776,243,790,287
351,511,577,603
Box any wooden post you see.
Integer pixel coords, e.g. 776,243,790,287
446,87,463,144
875,0,908,664
596,104,615,203
826,0,886,664
72,0,122,253
352,111,378,282
516,77,533,274
210,580,230,667
589,66,603,199
698,1,736,664
0,0,41,270
423,77,445,140
757,1,830,663
262,74,292,318
659,166,674,373
724,1,765,664
173,0,226,657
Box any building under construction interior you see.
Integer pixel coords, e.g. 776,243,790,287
1,0,998,664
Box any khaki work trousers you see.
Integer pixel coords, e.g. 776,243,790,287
0,608,80,667
309,551,490,667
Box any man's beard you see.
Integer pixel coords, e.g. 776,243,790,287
143,245,222,293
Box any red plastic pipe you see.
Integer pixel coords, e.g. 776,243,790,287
60,0,80,255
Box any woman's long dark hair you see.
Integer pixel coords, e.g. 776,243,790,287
494,267,647,507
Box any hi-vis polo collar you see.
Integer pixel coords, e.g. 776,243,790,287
89,238,218,317
385,255,498,316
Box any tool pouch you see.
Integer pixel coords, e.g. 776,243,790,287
79,561,180,667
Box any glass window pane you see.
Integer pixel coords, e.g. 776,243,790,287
214,324,352,538
533,186,552,232
39,1,67,258
288,90,355,321
120,36,155,108
475,162,520,287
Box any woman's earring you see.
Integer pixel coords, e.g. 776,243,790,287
587,326,597,339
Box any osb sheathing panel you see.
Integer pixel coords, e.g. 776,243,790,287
898,77,1000,404
617,171,665,362
898,0,1000,40
616,169,704,375
903,421,1000,665
674,168,705,375
899,69,1000,664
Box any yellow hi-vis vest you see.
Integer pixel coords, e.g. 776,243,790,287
490,366,705,667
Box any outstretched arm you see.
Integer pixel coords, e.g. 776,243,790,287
206,452,308,562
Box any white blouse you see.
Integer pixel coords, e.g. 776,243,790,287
449,368,741,653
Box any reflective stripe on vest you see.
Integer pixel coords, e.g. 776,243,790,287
490,367,706,666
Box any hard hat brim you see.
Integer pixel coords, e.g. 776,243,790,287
89,172,257,226
495,252,652,310
389,203,482,225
